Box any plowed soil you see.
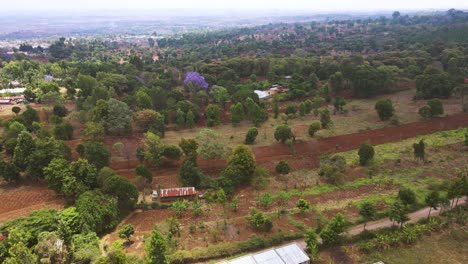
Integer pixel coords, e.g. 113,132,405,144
0,183,64,224
254,113,468,172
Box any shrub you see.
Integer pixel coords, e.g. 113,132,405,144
275,160,290,175
244,127,259,145
358,143,375,166
308,122,321,137
374,99,395,121
246,209,272,232
418,105,432,119
320,108,332,128
284,105,297,115
427,98,444,116
274,125,292,143
296,199,310,213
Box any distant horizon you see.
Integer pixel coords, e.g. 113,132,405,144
1,7,467,17
1,0,467,13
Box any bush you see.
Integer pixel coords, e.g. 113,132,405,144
358,143,375,166
275,160,290,175
419,105,432,119
320,108,332,128
427,98,444,116
296,198,310,213
284,105,297,115
246,209,273,232
53,122,73,140
53,105,68,117
274,125,292,143
465,130,468,146
244,127,259,145
375,99,394,121
308,121,321,137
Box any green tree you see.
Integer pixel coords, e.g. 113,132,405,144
3,242,37,264
333,96,346,114
21,105,40,130
246,209,272,232
296,198,310,213
303,99,313,114
102,175,139,212
308,121,321,137
70,232,100,263
413,139,425,162
374,99,395,121
319,155,346,185
2,162,21,183
83,142,110,170
134,109,165,137
274,124,292,143
358,143,375,166
425,190,440,219
176,108,185,129
178,138,198,163
304,229,319,261
320,108,332,128
13,130,35,170
83,122,105,142
359,202,376,230
196,129,230,160
26,137,71,178
76,191,119,235
146,226,169,264
329,72,344,92
205,104,221,127
136,90,153,110
105,98,133,135
419,105,432,119
210,85,229,108
11,106,21,115
320,213,349,245
273,101,279,119
230,102,244,125
186,110,195,129
244,127,258,145
275,160,290,175
136,165,152,184
256,192,274,210
171,200,188,218
53,122,73,140
118,224,135,243
225,145,256,185
427,98,444,117
178,160,202,187
142,132,166,166
389,201,409,228
398,187,417,207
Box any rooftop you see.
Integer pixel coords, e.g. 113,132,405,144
159,187,196,198
219,243,309,264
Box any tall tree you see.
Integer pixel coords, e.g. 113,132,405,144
146,226,169,264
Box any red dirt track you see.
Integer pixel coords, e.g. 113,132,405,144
253,113,468,171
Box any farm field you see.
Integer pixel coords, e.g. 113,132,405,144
103,127,468,259
360,224,468,264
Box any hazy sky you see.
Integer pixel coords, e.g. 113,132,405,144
4,0,468,11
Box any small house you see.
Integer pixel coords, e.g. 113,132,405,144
159,187,197,202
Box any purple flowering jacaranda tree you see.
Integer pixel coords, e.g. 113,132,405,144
184,72,209,91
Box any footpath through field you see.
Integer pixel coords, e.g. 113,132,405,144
253,113,468,171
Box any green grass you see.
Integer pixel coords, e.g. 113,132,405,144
339,128,467,166
361,224,468,264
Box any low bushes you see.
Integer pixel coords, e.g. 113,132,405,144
169,232,302,264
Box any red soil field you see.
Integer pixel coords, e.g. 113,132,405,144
0,183,64,224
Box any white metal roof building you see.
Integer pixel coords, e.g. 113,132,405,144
219,243,310,264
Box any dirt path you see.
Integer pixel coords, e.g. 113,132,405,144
346,197,467,236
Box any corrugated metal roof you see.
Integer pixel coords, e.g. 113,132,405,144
228,255,257,264
218,243,309,264
253,250,285,264
159,187,196,198
275,243,310,264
